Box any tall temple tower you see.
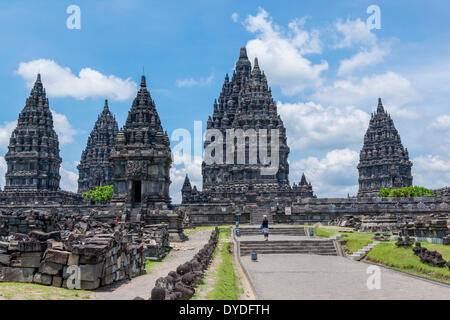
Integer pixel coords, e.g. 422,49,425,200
182,47,313,204
4,74,62,191
357,98,413,197
110,75,172,209
77,100,118,194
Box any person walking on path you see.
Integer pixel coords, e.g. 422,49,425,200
261,215,269,241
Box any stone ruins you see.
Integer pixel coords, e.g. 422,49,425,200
0,47,448,291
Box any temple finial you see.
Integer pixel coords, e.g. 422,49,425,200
253,57,260,73
36,73,41,83
103,99,109,112
140,75,147,88
239,46,248,59
377,97,384,113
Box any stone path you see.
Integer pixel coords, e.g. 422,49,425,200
93,229,212,300
241,254,450,300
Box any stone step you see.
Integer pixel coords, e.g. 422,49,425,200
240,249,338,256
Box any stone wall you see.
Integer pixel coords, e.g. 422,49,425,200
179,195,450,226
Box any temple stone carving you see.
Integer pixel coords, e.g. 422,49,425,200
4,74,62,192
110,75,172,209
357,98,413,197
77,100,118,193
181,47,314,204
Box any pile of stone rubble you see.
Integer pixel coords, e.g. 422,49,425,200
0,228,145,290
0,209,56,236
0,216,170,290
413,242,450,269
135,227,220,300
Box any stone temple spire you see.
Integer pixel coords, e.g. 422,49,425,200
77,99,119,193
192,46,312,204
111,74,172,207
357,98,413,197
4,74,62,191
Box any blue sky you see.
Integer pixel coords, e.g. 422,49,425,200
0,0,449,202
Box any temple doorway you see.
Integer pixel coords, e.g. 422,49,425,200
133,181,142,203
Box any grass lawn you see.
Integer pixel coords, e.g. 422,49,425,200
205,227,240,300
184,225,236,236
145,253,172,273
0,282,91,300
366,241,450,284
312,226,375,254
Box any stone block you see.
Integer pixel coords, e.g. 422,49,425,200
52,276,63,288
18,241,43,252
79,263,104,282
33,272,52,286
39,261,63,275
0,254,11,266
80,279,100,290
79,254,105,265
10,252,42,268
67,253,79,266
0,267,35,283
44,249,70,265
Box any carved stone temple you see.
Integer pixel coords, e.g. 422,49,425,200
109,75,184,240
181,47,314,205
357,98,413,197
77,100,118,194
4,74,62,192
0,74,81,204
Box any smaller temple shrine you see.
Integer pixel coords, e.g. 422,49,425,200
77,100,118,194
357,98,413,197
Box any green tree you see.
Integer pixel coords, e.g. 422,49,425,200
378,186,435,198
83,185,114,203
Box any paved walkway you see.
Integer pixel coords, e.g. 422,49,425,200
93,229,212,300
241,254,450,300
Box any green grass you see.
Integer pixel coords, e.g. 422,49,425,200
313,226,338,238
339,232,374,254
206,227,239,300
145,253,172,273
312,226,373,254
184,225,235,236
366,241,450,284
0,282,91,300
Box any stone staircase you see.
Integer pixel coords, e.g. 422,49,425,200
238,227,307,236
250,210,273,225
239,239,338,256
347,241,379,261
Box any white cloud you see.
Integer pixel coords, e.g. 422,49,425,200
413,154,450,189
337,45,390,76
51,110,78,144
231,12,239,23
15,59,137,101
0,157,6,189
175,74,214,88
0,121,17,150
334,19,390,75
291,148,360,197
170,152,203,204
278,101,370,150
432,115,450,130
311,72,420,119
60,166,78,192
334,18,376,48
243,8,328,95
